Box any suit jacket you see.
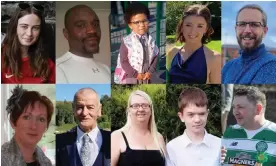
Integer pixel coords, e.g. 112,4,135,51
56,126,111,166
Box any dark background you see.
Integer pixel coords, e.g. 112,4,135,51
1,1,56,62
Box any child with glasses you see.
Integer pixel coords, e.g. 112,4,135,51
1,2,55,84
114,2,159,84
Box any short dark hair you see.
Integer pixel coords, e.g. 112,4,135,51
234,86,266,111
236,4,267,27
6,85,54,127
178,87,208,112
124,2,150,24
176,4,214,44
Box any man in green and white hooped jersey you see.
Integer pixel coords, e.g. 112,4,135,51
222,86,276,166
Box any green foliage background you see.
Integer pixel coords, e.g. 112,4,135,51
111,84,166,132
55,95,111,133
111,84,222,143
166,84,222,142
166,1,221,40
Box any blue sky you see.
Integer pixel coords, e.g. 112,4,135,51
222,1,276,48
56,84,111,101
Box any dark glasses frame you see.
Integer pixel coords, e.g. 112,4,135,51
130,103,151,109
130,19,150,26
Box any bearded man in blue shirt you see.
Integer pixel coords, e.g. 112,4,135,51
222,4,276,84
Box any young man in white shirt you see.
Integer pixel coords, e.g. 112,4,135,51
167,87,221,166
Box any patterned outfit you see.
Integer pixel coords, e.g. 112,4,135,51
114,32,159,84
222,44,276,84
1,137,52,166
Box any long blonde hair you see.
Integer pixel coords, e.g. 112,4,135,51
120,90,165,156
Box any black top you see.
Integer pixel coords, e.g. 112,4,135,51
118,132,165,166
26,161,39,166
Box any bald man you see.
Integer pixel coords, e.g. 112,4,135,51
56,5,110,84
56,88,111,166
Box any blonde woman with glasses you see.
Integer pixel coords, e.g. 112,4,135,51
111,90,167,166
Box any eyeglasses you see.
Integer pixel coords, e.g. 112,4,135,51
236,21,264,30
130,19,149,26
130,103,151,109
18,3,44,13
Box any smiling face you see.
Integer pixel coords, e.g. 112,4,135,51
128,94,152,124
73,89,101,132
182,15,207,44
178,104,208,134
12,101,48,146
128,13,149,36
235,8,268,52
17,14,41,47
64,6,101,56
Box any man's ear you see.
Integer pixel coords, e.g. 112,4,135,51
263,26,268,36
256,103,263,115
63,28,69,40
177,111,184,122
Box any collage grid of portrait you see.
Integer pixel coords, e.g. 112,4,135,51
1,1,276,166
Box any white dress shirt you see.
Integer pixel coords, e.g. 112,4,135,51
76,126,103,165
167,130,221,166
56,51,111,84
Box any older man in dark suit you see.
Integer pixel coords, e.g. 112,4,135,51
56,88,110,166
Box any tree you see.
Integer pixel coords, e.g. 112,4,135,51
56,108,65,126
56,96,112,131
111,85,167,134
166,84,222,141
166,2,221,40
56,102,74,126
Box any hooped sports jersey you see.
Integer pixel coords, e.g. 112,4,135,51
222,120,276,166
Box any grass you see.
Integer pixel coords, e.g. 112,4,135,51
38,123,56,149
56,123,77,134
166,35,222,53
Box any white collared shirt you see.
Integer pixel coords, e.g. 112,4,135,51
166,130,221,166
76,126,103,165
56,51,111,84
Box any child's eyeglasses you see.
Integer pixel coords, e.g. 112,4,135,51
130,19,149,26
18,3,44,13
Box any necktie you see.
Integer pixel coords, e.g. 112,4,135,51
140,35,147,48
139,35,150,84
80,134,91,166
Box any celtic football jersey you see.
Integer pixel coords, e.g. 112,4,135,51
222,120,276,166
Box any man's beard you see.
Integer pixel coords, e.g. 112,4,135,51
82,33,101,55
83,45,100,54
237,33,263,52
